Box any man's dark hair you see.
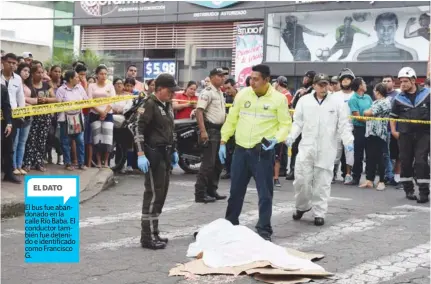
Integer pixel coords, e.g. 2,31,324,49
72,61,86,69
351,77,364,92
382,75,394,82
124,77,136,86
375,12,398,27
75,64,87,73
127,65,137,71
245,76,251,87
252,64,270,79
32,60,43,67
2,53,17,61
64,70,77,83
224,78,236,86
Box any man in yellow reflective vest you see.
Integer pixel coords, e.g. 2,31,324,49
218,64,292,241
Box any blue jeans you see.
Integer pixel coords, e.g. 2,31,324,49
59,122,85,166
13,123,31,169
225,145,275,238
383,135,394,180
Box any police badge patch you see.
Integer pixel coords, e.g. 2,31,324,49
137,107,145,114
244,101,251,108
263,104,270,110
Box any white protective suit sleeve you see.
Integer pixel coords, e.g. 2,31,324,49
287,95,304,141
337,99,354,146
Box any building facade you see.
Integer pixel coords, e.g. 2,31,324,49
73,1,429,87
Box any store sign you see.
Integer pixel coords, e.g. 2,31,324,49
235,23,264,87
80,0,165,17
144,60,176,80
186,1,239,9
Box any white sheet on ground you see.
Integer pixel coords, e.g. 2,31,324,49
187,219,325,271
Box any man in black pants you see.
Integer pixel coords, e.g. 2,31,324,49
390,67,430,203
194,68,228,203
1,84,18,183
131,73,181,250
286,71,315,180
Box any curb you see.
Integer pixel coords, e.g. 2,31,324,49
1,169,115,219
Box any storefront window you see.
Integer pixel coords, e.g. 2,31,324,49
53,1,74,54
177,60,232,87
266,6,429,62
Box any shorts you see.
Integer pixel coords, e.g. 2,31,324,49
389,134,399,160
275,143,286,161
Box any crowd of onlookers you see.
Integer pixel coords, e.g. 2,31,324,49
2,49,429,197
285,68,430,194
0,51,163,184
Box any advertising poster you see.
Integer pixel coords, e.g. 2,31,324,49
266,6,430,62
235,23,264,87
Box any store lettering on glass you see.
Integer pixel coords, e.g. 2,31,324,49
81,0,163,16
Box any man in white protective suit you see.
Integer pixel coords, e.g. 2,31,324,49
285,74,354,226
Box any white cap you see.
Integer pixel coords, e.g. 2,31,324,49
398,67,417,79
22,52,33,59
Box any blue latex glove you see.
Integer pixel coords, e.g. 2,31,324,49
345,144,354,152
171,151,179,167
262,138,278,151
137,155,150,173
219,144,226,164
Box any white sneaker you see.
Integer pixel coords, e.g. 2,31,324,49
376,182,386,191
344,175,353,185
126,166,133,173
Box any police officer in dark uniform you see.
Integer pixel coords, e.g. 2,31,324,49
130,73,181,250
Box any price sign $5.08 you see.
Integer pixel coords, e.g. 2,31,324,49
144,60,176,79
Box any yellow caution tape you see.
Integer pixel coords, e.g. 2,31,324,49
2,95,135,119
285,109,430,124
1,95,430,124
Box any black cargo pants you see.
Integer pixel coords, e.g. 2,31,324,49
399,132,430,198
195,126,223,198
140,144,172,243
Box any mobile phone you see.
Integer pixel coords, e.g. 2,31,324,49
261,137,271,148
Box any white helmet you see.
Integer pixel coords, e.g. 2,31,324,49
398,67,417,79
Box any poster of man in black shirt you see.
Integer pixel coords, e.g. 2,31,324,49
281,15,327,61
328,16,370,60
404,13,430,41
353,12,418,61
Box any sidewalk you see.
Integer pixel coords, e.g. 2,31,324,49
1,164,114,218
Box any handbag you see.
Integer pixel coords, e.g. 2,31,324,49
66,112,84,135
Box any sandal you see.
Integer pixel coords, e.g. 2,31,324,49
19,168,27,175
65,165,74,171
359,180,373,188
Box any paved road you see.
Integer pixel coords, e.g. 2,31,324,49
1,170,430,284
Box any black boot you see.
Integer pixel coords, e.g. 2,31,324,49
195,194,216,203
220,173,231,179
207,191,227,200
285,171,294,180
406,192,417,201
314,217,325,226
3,174,22,184
292,208,311,221
154,234,168,243
141,239,167,250
417,196,429,204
